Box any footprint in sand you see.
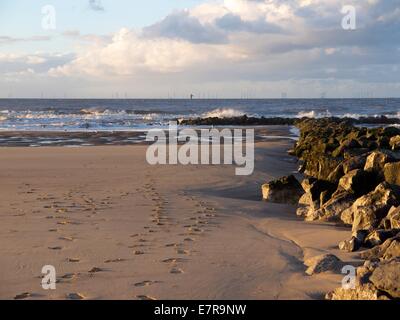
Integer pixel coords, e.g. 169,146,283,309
60,273,78,281
14,292,31,300
48,246,63,250
162,258,187,264
129,243,148,249
67,293,86,300
170,267,184,274
104,258,126,263
176,249,190,255
134,280,159,287
88,267,103,273
134,250,145,255
165,243,181,248
59,236,74,242
136,295,156,300
188,227,204,233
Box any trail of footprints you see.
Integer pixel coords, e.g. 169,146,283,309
13,183,119,300
131,174,218,300
13,175,219,300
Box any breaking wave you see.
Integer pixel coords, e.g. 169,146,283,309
296,110,332,118
202,108,246,118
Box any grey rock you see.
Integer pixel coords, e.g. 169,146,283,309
370,258,400,299
350,183,400,232
304,254,343,276
389,135,400,150
326,284,379,300
262,175,303,205
384,162,400,186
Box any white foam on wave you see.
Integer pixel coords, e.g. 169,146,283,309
80,108,128,117
202,108,245,118
296,111,400,120
296,110,332,118
385,112,400,119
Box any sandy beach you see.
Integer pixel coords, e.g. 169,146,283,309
1,0,399,306
0,133,358,300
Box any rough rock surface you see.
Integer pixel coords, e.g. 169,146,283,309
304,254,343,276
262,175,303,205
326,284,380,300
381,206,400,229
369,258,400,299
390,135,400,150
383,162,400,186
342,182,400,232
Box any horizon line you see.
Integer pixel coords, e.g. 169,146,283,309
0,97,398,100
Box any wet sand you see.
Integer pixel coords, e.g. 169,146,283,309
0,138,358,300
0,126,297,147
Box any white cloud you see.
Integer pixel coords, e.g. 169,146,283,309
2,0,400,97
49,28,249,77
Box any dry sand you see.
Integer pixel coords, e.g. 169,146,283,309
0,140,360,300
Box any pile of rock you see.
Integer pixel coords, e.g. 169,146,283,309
179,115,400,127
263,118,400,300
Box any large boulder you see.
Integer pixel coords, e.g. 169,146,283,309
314,191,354,222
309,157,343,181
339,230,368,252
262,175,303,205
382,126,400,138
383,162,400,186
380,206,400,229
345,182,400,232
364,229,399,248
339,237,361,252
360,235,400,260
296,178,337,220
364,150,398,173
297,192,320,220
327,163,345,184
326,284,380,300
390,135,400,150
304,254,343,275
338,169,377,196
369,258,400,299
382,239,400,260
342,155,368,174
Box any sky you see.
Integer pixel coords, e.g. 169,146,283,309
0,0,399,98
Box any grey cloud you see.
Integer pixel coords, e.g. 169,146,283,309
215,13,283,34
0,35,52,45
142,10,283,44
142,11,227,44
89,0,105,12
62,30,112,43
